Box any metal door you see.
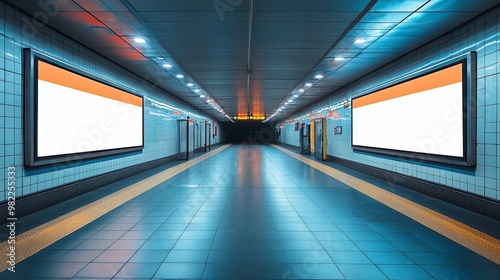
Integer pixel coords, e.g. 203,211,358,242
314,119,326,161
178,118,196,160
206,122,211,151
187,119,195,159
299,123,310,154
178,119,188,160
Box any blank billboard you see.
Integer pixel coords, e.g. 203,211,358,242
24,49,144,166
352,54,476,167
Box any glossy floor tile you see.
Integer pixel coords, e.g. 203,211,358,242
1,144,499,279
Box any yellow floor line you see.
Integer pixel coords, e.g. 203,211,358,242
271,144,500,265
0,144,231,272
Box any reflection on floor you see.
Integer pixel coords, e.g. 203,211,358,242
1,144,499,279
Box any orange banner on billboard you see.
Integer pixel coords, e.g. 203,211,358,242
352,64,462,109
38,60,142,107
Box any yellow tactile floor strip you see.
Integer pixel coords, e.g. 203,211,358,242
272,144,500,265
0,144,231,272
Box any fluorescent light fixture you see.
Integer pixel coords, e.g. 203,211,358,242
298,89,305,93
200,94,206,98
194,89,201,93
354,38,366,44
162,63,172,68
315,74,324,80
334,57,345,61
133,37,146,43
176,74,184,79
305,83,312,87
187,83,194,87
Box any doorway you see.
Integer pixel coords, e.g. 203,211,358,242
314,118,326,161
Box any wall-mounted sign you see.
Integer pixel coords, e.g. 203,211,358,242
334,126,342,135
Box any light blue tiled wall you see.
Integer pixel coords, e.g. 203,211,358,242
279,6,500,201
281,123,300,147
0,2,221,202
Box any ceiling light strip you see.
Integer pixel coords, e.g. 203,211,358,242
120,0,233,122
264,0,379,123
268,0,438,123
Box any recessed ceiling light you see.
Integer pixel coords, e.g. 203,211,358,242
305,83,312,87
334,57,345,61
162,63,172,68
176,74,184,79
354,38,366,44
187,83,194,87
200,94,206,98
157,57,164,60
134,37,146,43
315,74,324,80
194,89,201,93
298,89,305,93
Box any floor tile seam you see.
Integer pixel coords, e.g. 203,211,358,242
330,183,498,260
265,148,338,253
263,150,297,188
270,144,500,265
0,144,232,272
67,260,127,279
200,148,234,258
265,166,323,256
283,145,500,234
398,249,462,268
331,229,392,268
143,157,225,234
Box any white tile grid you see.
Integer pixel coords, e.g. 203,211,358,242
281,6,500,200
0,4,221,202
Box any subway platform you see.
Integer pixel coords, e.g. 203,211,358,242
0,144,499,279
